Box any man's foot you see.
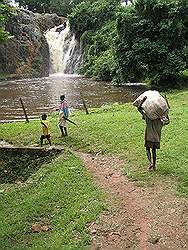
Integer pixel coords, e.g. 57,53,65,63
148,164,154,170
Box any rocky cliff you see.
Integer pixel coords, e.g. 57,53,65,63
0,10,65,79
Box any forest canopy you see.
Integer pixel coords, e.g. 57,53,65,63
14,0,92,16
68,0,188,87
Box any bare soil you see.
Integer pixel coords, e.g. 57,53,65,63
75,152,188,249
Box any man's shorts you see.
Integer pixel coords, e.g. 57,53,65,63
145,141,160,149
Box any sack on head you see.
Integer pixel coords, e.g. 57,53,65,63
133,90,169,120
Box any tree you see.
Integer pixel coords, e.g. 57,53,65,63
115,0,188,86
68,0,119,80
69,0,119,36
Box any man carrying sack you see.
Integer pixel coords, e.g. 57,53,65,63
133,90,170,170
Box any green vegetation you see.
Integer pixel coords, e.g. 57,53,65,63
68,0,188,87
16,0,51,13
68,0,119,80
0,151,105,249
1,89,188,196
15,0,89,16
115,0,188,86
0,1,15,43
0,72,18,80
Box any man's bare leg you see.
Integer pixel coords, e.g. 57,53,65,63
146,147,153,169
152,148,156,170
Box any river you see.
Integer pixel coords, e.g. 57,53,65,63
0,74,147,121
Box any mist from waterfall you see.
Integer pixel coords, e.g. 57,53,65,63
45,23,82,75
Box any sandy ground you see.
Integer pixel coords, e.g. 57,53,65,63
76,152,188,250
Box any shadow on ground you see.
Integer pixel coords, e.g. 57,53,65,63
0,147,63,184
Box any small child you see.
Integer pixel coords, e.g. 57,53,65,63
40,114,52,147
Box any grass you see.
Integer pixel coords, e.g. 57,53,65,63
181,69,188,77
1,89,188,194
0,151,105,249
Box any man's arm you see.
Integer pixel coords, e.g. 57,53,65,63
137,96,147,115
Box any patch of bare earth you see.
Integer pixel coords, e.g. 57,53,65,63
75,152,188,249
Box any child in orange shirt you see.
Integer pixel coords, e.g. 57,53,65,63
40,114,52,147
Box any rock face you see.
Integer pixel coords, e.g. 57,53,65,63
0,10,64,79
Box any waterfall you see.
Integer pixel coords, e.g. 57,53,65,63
121,0,133,6
45,23,82,74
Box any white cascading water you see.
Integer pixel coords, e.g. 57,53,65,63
121,0,133,6
45,23,82,74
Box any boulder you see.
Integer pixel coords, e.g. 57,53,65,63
36,13,66,32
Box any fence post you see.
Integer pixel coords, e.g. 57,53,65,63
19,97,29,122
81,97,89,115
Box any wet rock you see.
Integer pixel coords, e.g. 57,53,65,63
37,13,65,33
56,23,66,33
0,9,64,79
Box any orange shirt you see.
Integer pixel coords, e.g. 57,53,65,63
41,120,50,136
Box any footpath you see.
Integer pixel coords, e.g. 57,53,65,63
76,151,188,249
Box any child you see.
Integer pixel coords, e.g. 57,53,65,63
57,95,70,136
40,114,52,147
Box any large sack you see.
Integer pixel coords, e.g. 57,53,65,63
133,90,169,120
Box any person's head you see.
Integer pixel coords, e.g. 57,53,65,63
60,95,65,101
41,114,47,120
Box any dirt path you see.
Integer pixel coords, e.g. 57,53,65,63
75,152,188,249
